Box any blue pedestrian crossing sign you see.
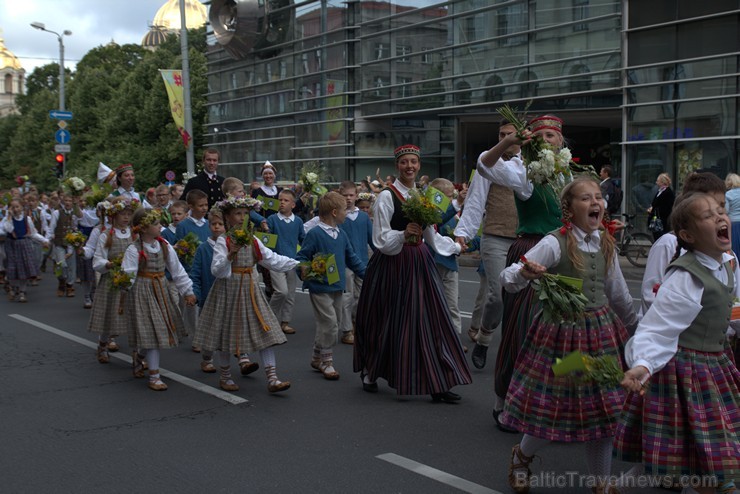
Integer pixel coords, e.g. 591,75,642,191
55,129,71,144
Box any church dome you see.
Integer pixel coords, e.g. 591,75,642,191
142,26,171,49
0,36,23,71
151,0,207,31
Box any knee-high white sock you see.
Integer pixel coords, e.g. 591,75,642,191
585,437,613,480
519,434,548,457
259,347,276,368
145,349,160,371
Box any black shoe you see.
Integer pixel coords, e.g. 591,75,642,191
492,409,518,433
471,343,488,369
361,373,378,393
431,391,461,403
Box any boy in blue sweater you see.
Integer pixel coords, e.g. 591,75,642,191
267,189,305,335
190,209,225,373
338,181,374,345
297,192,366,381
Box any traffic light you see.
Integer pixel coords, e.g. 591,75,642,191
55,153,65,178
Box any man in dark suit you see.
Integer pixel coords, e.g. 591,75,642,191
180,148,226,208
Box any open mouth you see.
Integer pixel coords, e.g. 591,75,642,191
718,225,730,242
588,210,601,220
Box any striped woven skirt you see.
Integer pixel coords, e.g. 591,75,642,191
353,243,472,395
76,253,95,283
500,304,629,442
614,347,740,483
87,273,127,336
126,274,186,349
5,236,39,281
494,234,543,399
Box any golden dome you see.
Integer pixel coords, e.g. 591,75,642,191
0,36,23,71
151,0,207,31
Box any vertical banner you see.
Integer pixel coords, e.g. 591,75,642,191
160,69,191,148
326,79,346,144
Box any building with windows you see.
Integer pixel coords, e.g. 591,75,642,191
0,35,25,117
205,0,738,218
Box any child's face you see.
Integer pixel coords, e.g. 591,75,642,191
278,194,295,215
357,200,371,214
114,209,133,228
568,181,604,233
171,185,183,199
341,187,357,210
156,190,170,207
49,196,60,208
709,191,726,211
26,197,39,209
62,196,74,210
170,207,187,225
209,217,226,238
682,196,731,261
226,184,246,198
9,201,23,216
142,222,161,239
190,198,209,219
225,208,247,229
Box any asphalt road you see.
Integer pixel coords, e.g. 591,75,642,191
0,261,662,494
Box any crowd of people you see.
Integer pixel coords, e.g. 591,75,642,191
0,120,738,493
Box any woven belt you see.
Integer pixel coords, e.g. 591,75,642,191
232,267,254,274
138,271,165,279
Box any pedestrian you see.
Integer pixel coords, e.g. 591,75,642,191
724,172,740,260
23,191,45,285
296,192,366,381
616,191,739,494
88,197,137,363
111,164,148,207
500,176,637,494
179,148,225,209
251,161,281,299
194,196,298,393
353,144,471,402
46,193,82,298
1,198,49,303
646,172,674,241
123,208,196,391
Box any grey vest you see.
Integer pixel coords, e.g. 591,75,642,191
552,230,607,309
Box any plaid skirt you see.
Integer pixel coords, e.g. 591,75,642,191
500,304,629,442
76,253,95,283
126,275,186,349
614,348,740,483
353,243,472,395
494,234,543,399
87,273,127,336
194,269,286,354
5,237,40,281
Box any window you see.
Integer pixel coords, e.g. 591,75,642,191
4,74,12,94
396,45,411,62
302,53,309,74
573,0,589,32
399,77,413,98
497,4,527,46
484,75,504,102
374,43,386,60
455,81,472,106
569,64,591,93
421,48,432,64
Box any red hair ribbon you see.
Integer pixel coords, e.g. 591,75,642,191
559,219,572,235
602,219,618,237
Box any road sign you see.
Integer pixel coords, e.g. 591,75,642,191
57,121,68,129
49,110,73,120
165,170,176,181
55,144,71,153
55,129,71,144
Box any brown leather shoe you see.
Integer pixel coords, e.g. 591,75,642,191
281,322,296,334
319,361,340,380
65,285,75,297
268,380,291,393
219,379,239,392
107,339,119,352
133,352,146,378
148,378,168,391
96,345,110,364
201,360,216,373
239,360,260,375
341,332,355,345
508,444,535,494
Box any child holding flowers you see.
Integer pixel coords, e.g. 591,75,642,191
88,197,137,364
353,145,471,402
46,193,82,298
1,198,49,303
194,196,298,393
123,209,196,391
296,191,366,380
615,192,739,494
498,176,637,494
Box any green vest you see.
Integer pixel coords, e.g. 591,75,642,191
670,252,734,353
552,230,608,309
515,184,562,235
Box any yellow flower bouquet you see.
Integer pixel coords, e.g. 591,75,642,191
64,231,87,249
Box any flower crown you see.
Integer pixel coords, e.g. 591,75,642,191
135,209,162,230
357,192,375,202
100,197,141,216
214,196,259,212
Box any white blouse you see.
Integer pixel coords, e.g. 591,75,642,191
211,235,299,279
500,226,638,331
122,240,193,296
639,232,682,317
372,180,462,257
1,215,46,244
93,228,132,273
626,250,740,375
475,151,533,201
83,226,102,260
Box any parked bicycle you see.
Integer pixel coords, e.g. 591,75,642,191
615,213,653,268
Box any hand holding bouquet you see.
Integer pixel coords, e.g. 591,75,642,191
552,350,623,388
299,162,328,196
108,255,133,291
520,255,589,323
299,253,339,284
401,188,442,244
64,231,87,250
174,232,200,266
62,176,86,197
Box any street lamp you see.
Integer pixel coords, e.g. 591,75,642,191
30,22,72,111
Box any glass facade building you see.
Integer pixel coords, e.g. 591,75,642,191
205,0,739,218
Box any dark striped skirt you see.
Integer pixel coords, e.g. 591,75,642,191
494,234,543,399
5,237,40,281
614,347,740,483
353,243,472,395
500,304,629,442
76,253,95,283
87,273,127,336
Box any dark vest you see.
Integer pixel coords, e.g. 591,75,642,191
552,230,608,309
386,186,411,232
54,209,74,247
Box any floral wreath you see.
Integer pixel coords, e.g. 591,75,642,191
100,197,141,216
214,196,260,212
357,192,375,202
133,209,162,232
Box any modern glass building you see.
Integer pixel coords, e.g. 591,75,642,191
205,0,738,217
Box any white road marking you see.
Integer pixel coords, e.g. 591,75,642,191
9,314,248,406
377,453,502,494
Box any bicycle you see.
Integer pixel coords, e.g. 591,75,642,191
615,213,653,268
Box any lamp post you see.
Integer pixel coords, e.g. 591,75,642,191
30,22,72,111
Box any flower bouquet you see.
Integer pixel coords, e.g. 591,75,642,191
226,214,255,250
401,188,442,244
84,183,113,208
552,350,623,388
107,255,133,291
299,252,339,284
299,162,328,196
174,232,200,266
182,171,197,184
64,231,87,249
520,255,589,324
62,176,86,196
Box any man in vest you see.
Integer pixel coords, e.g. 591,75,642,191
179,148,225,209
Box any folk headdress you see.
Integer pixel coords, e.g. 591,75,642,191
393,144,421,161
529,115,563,134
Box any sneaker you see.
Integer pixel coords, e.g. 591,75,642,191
83,295,92,309
18,292,27,303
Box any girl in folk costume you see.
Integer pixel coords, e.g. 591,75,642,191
616,192,739,494
1,198,49,303
123,209,196,391
194,196,298,393
23,191,45,286
77,194,100,309
88,197,137,363
353,144,472,403
499,177,638,494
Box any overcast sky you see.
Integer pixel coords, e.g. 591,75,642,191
1,1,172,74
